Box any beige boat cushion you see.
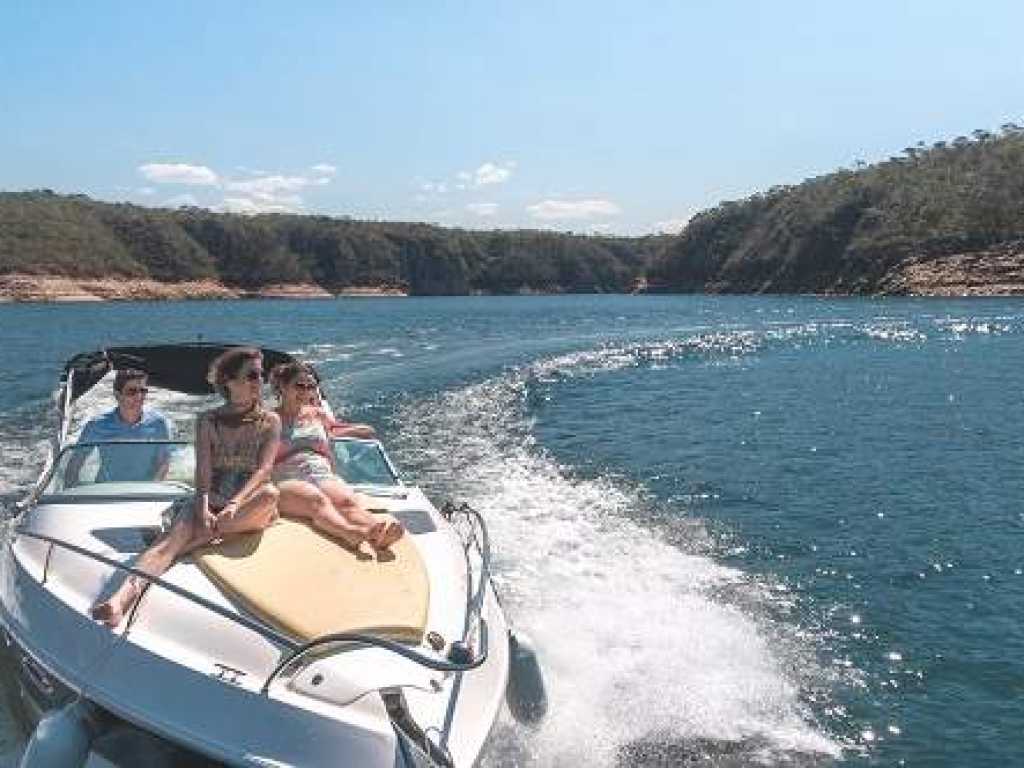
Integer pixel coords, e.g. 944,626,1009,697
194,517,429,643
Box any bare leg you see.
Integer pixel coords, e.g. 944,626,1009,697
319,477,404,549
91,513,206,628
277,480,366,548
90,486,279,629
214,483,280,536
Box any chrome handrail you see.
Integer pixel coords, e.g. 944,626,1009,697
58,368,74,447
261,501,496,694
258,621,489,695
12,500,497,695
12,529,299,651
442,501,495,628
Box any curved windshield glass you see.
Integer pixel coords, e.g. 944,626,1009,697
331,439,399,486
43,441,196,497
42,438,398,498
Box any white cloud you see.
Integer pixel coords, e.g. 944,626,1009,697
220,176,309,212
526,199,622,221
310,164,336,185
466,202,499,217
418,161,515,199
137,159,338,212
221,196,299,214
224,175,311,200
139,163,219,186
471,161,514,186
652,216,691,234
161,193,201,208
222,197,261,214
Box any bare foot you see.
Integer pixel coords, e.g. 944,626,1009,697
90,599,125,628
366,520,387,548
312,520,367,551
370,519,404,550
91,580,142,628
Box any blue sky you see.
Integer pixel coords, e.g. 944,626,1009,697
2,1,1022,235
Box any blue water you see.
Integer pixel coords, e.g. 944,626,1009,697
1,295,1022,766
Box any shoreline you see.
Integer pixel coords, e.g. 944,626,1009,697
4,256,1024,303
0,275,409,303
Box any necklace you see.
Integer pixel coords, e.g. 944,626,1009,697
215,401,262,428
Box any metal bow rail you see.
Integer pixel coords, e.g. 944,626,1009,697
10,497,496,693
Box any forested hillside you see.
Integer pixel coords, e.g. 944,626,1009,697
0,192,667,295
648,125,1024,294
5,126,1024,298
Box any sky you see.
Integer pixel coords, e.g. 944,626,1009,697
2,1,1023,235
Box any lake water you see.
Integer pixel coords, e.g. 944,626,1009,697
0,294,1021,767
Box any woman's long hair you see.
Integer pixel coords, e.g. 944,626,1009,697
207,347,262,398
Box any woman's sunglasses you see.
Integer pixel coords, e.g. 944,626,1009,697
293,381,317,391
239,369,264,382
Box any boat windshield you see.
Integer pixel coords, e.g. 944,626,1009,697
330,438,399,486
42,438,398,498
42,441,196,497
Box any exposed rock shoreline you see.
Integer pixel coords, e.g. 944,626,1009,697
876,241,1024,296
3,243,1024,302
0,275,408,303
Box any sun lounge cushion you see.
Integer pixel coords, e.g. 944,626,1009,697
194,517,429,643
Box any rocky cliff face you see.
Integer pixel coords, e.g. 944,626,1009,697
875,241,1024,296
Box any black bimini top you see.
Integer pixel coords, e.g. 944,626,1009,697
61,343,296,406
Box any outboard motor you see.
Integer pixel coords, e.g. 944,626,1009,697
505,630,547,724
20,699,105,768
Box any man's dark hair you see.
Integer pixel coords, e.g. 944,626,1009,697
113,368,147,393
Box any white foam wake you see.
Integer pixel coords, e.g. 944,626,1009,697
390,368,841,766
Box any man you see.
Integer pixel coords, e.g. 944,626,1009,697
68,368,175,484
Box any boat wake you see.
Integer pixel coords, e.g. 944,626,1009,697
387,354,844,767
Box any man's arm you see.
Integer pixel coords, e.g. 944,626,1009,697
151,414,175,480
194,415,217,535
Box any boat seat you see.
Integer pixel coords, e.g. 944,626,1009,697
194,518,429,643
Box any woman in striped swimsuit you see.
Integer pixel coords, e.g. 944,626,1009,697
271,361,402,549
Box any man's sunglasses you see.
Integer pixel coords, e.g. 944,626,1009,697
121,387,149,396
241,370,264,382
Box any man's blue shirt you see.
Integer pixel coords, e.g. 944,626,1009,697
78,408,174,482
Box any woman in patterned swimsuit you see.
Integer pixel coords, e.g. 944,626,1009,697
271,361,402,549
92,347,281,627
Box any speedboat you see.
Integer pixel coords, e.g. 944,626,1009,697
0,343,546,767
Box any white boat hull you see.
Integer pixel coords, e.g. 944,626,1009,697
1,489,509,767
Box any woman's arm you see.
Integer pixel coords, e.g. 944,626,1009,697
318,407,377,439
194,414,213,495
194,414,217,532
